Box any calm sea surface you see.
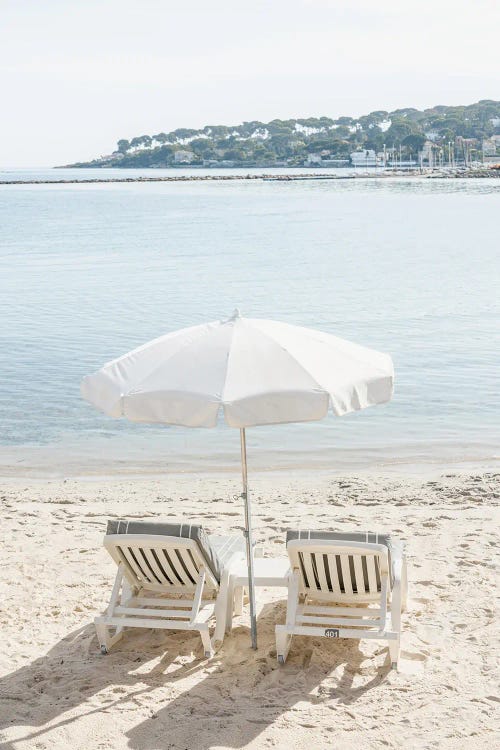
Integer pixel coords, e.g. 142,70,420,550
0,169,498,475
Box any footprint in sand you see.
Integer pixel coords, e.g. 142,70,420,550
302,648,313,668
399,650,428,674
401,650,427,661
416,624,442,644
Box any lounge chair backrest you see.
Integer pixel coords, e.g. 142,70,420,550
104,534,219,592
287,539,390,602
106,519,226,579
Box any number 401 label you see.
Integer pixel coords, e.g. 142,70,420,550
324,628,340,638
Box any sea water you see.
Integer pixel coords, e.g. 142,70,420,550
0,170,498,475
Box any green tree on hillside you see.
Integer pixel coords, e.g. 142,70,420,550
402,133,426,152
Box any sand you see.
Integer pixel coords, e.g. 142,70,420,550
0,470,498,750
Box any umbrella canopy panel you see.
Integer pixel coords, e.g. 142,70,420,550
81,311,394,427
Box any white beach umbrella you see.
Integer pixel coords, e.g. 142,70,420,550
81,310,394,648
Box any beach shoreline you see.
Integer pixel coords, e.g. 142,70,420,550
0,458,498,482
0,444,497,481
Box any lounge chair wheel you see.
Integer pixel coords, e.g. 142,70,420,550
278,655,285,665
391,661,397,670
100,645,108,655
205,650,212,658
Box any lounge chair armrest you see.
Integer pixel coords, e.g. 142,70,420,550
390,542,405,583
398,557,408,611
391,554,408,615
392,556,402,583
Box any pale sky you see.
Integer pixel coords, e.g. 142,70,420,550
1,0,499,167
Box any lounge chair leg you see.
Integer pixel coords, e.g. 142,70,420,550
225,604,233,634
234,586,244,616
389,638,400,670
276,568,299,664
224,575,236,634
275,625,292,664
212,611,226,648
213,570,230,646
95,622,108,652
390,555,403,670
199,626,214,659
95,621,123,654
401,559,408,612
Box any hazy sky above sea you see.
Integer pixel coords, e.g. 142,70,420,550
1,0,499,167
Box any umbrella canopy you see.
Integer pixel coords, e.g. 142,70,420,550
81,309,394,427
81,310,394,650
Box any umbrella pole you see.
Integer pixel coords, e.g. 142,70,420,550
240,427,258,649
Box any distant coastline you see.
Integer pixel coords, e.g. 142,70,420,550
61,100,500,172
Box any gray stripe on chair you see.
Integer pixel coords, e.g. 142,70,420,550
285,530,403,585
106,520,244,584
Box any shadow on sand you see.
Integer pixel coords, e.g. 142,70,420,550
0,601,391,749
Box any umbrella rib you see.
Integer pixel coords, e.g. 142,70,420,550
219,318,239,406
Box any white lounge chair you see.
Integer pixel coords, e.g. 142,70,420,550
275,531,407,669
95,520,246,658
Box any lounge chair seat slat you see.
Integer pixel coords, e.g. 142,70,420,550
353,555,365,594
114,606,191,618
174,547,200,583
121,545,152,584
316,553,330,592
367,556,378,594
302,604,382,616
325,554,341,597
296,615,382,628
301,551,318,592
340,554,353,595
140,547,169,585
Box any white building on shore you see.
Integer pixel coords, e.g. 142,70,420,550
350,149,379,167
420,140,438,167
482,139,497,156
482,138,500,164
174,150,196,164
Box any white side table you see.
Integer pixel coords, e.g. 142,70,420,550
226,556,291,633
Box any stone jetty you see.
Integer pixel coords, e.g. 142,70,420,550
1,169,499,185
